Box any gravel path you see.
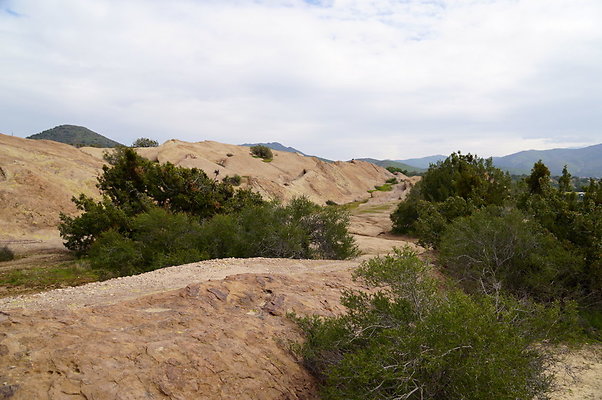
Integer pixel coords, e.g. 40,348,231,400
0,257,357,311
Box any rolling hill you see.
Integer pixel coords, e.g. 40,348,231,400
356,158,425,174
396,155,447,169
27,124,122,148
0,134,395,239
492,144,602,177
393,144,602,177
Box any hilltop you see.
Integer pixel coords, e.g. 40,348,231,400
241,142,332,162
27,125,122,148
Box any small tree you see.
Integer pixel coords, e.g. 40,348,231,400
558,165,572,194
525,160,551,195
132,137,159,147
250,145,273,160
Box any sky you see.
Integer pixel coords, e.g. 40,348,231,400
1,0,601,161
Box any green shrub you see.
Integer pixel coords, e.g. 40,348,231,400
385,177,398,184
0,246,15,262
60,147,263,253
200,197,359,260
385,166,407,174
250,145,273,160
132,137,159,147
413,196,475,248
374,183,393,191
86,198,358,277
391,152,511,234
223,174,242,186
295,249,567,400
88,230,143,276
439,207,582,302
87,208,208,276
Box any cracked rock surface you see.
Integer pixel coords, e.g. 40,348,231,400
0,269,361,400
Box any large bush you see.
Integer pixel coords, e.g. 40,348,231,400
132,137,159,147
391,152,511,236
87,208,208,277
199,197,359,260
250,145,273,160
439,207,582,302
60,147,263,253
86,198,358,277
296,249,572,400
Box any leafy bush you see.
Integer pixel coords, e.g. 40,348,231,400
222,174,241,186
199,197,359,260
385,177,398,184
413,196,475,248
385,166,407,174
295,249,569,400
439,207,582,302
88,208,208,276
86,198,358,276
132,137,159,147
250,145,273,160
373,183,393,192
60,147,263,253
390,152,511,235
0,246,15,262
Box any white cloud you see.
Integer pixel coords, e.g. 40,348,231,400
1,0,601,159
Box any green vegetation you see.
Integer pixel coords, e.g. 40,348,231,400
372,183,393,192
250,144,274,161
385,177,398,184
295,249,575,399
0,261,100,293
0,246,15,262
132,137,159,147
27,125,122,148
389,151,602,335
59,147,357,277
222,174,242,186
360,159,425,175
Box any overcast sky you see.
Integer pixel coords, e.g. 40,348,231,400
1,0,601,160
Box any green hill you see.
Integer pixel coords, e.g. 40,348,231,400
357,158,425,174
492,144,602,177
27,125,122,148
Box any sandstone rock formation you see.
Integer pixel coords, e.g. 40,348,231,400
1,134,397,240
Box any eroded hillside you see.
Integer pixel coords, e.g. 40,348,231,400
0,135,395,240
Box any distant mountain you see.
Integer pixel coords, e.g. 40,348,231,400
27,125,122,148
492,144,602,177
357,158,425,174
241,142,332,162
396,155,447,169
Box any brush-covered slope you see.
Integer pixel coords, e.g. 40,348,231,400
27,125,122,148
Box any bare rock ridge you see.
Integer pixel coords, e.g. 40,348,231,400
0,134,396,240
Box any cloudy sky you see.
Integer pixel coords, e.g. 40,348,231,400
1,0,601,160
